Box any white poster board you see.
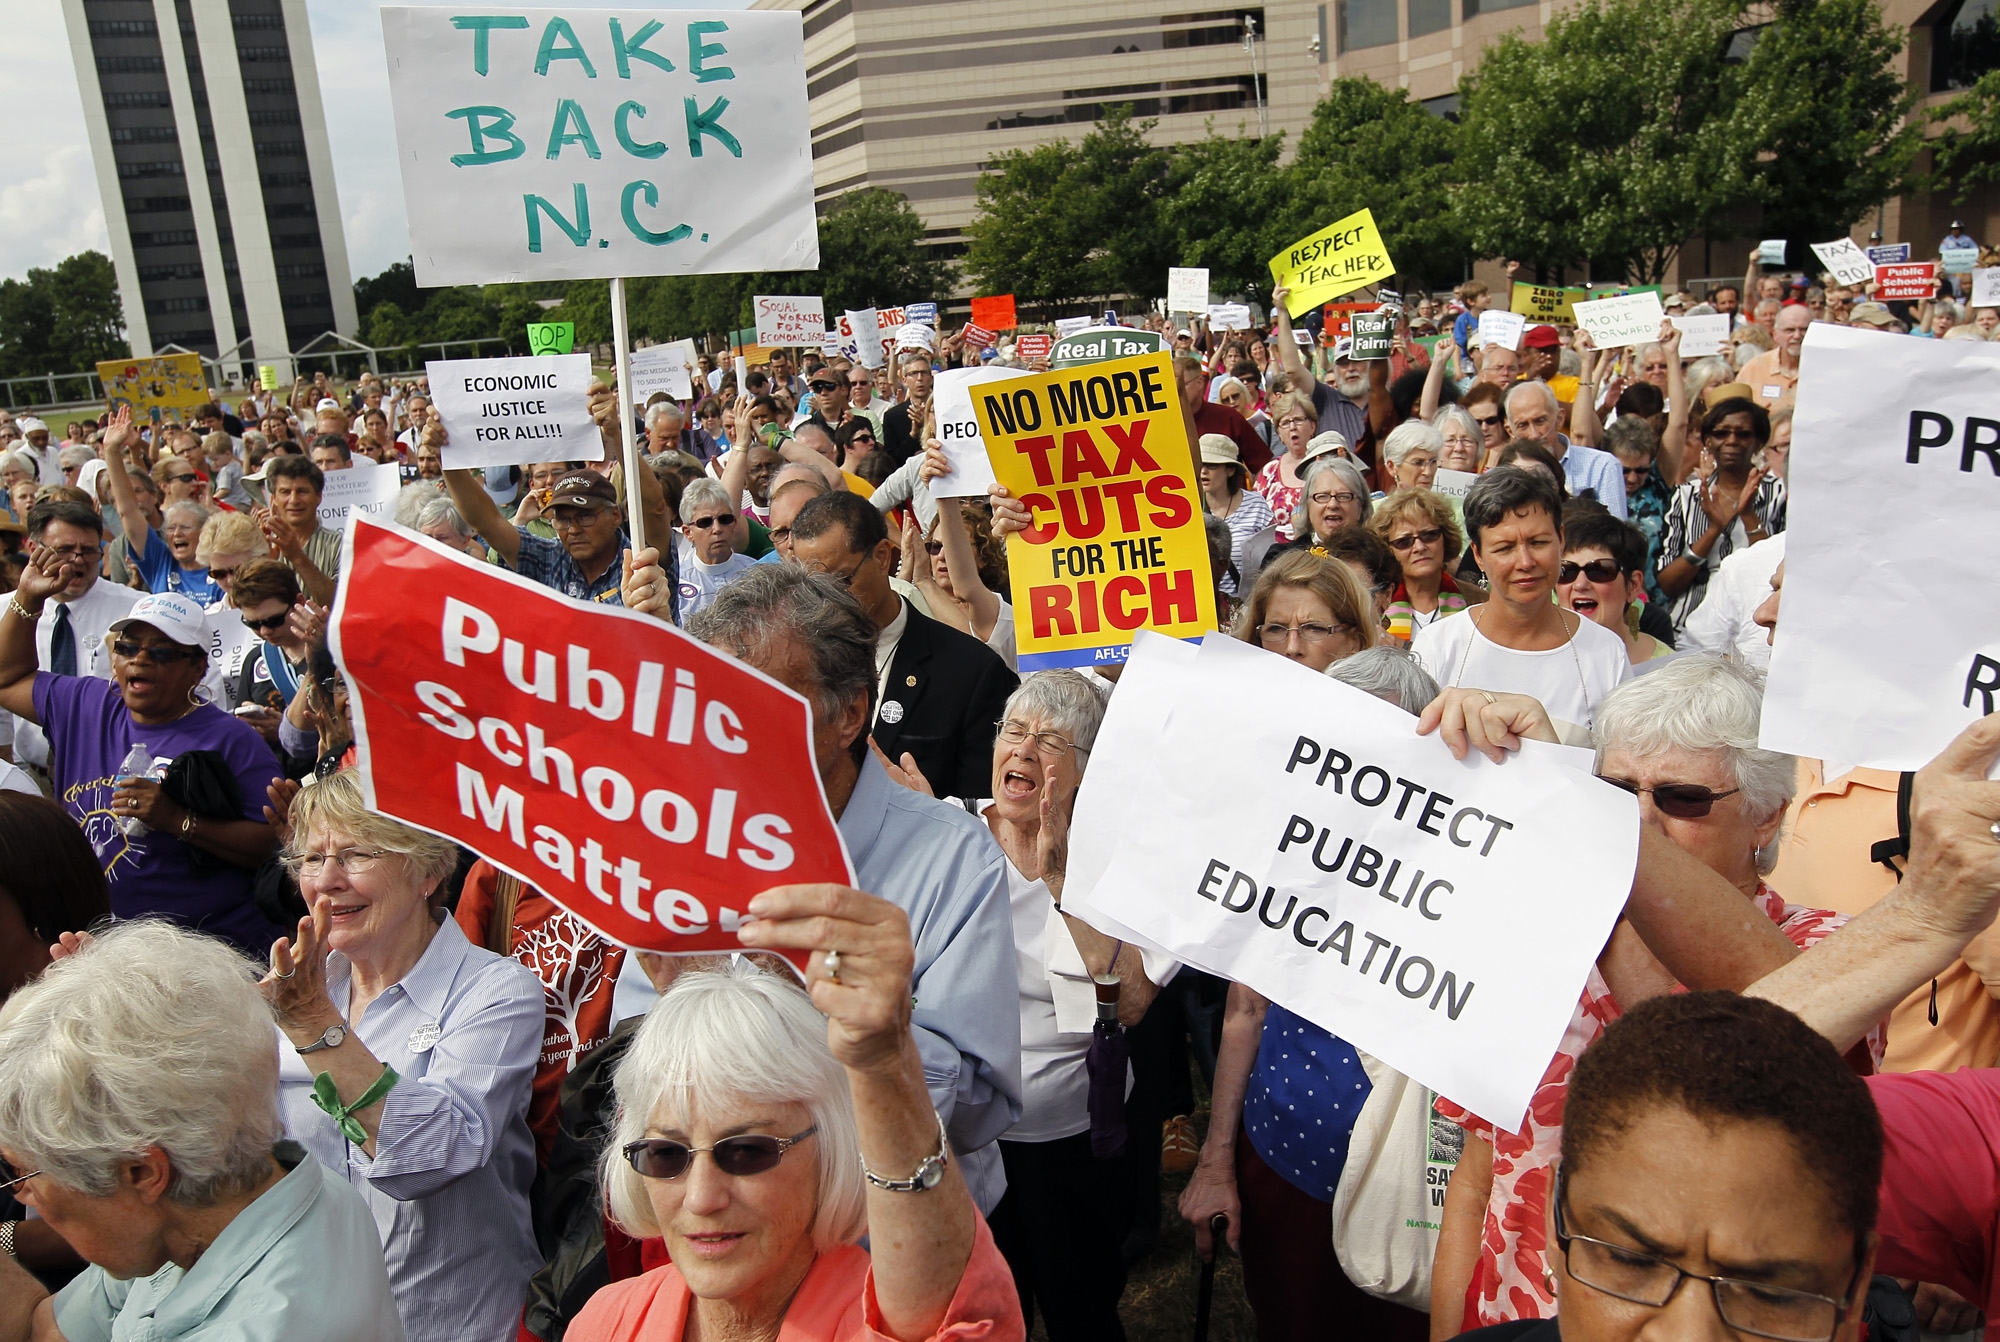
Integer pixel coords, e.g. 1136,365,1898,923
1571,291,1665,349
1206,303,1252,331
1168,267,1210,314
315,459,403,531
1761,325,2000,772
629,343,694,404
840,308,884,370
1066,634,1638,1132
1972,268,2000,307
928,366,1029,499
1809,238,1875,288
754,295,825,347
1477,309,1526,351
427,354,602,469
382,8,817,286
1758,239,1788,268
1670,313,1731,359
1054,316,1095,340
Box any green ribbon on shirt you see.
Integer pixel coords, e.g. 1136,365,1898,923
311,1065,399,1144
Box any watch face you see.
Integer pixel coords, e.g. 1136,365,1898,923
917,1157,944,1190
324,1025,346,1047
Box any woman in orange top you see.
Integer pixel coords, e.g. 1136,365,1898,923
567,884,1024,1342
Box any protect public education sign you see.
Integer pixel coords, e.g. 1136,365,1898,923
976,351,1215,669
381,8,818,286
1762,326,2000,773
331,517,855,966
1270,208,1395,317
427,353,602,469
1065,632,1637,1132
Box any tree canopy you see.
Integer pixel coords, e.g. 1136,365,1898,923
0,251,127,378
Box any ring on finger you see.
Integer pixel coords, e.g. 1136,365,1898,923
1480,691,1496,706
823,949,842,985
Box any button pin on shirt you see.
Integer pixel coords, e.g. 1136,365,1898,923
879,701,905,724
407,1023,442,1053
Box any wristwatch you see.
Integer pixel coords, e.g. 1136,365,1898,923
861,1109,951,1192
297,1023,347,1055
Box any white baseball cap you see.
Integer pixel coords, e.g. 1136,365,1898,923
110,592,209,648
314,397,342,413
17,418,47,435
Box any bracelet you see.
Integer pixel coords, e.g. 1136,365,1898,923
861,1108,951,1193
311,1065,398,1144
0,1220,16,1260
178,810,197,839
5,596,37,623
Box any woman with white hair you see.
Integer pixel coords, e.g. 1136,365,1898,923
265,770,544,1342
1429,655,1886,1336
1283,452,1373,553
1431,404,1483,475
0,920,406,1340
414,496,487,563
1378,420,1442,493
572,890,1022,1342
676,476,757,618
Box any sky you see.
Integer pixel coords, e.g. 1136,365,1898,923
4,0,749,288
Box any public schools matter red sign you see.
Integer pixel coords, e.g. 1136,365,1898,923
330,518,853,964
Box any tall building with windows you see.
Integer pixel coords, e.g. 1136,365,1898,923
61,0,354,372
751,0,1321,254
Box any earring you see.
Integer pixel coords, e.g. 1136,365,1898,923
187,681,215,708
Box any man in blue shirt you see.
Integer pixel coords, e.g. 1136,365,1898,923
1504,380,1629,518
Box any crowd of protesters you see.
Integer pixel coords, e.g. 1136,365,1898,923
0,236,1996,1342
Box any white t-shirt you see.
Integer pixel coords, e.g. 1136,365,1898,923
675,551,757,620
1412,604,1632,740
986,597,1017,671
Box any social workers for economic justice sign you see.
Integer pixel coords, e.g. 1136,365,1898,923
1762,325,2000,773
331,517,855,969
382,8,817,286
1065,632,1638,1133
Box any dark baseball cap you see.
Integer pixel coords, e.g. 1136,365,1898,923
547,470,617,511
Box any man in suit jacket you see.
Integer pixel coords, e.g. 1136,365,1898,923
790,490,1017,799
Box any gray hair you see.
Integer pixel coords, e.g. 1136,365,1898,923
0,920,283,1206
0,449,37,479
1683,356,1735,410
1503,379,1559,420
1592,655,1796,872
1603,415,1660,462
1328,646,1441,713
1431,403,1481,447
395,480,442,528
1002,670,1107,774
679,476,732,521
1380,420,1442,466
58,445,95,471
603,958,866,1251
1212,376,1248,401
1300,455,1373,530
415,496,472,540
644,401,685,431
161,500,209,530
690,565,877,744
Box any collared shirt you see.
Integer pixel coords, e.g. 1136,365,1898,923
54,1152,408,1342
512,527,682,623
8,577,140,769
872,598,911,724
281,917,545,1342
1658,474,1787,631
1738,348,1799,409
1553,438,1629,518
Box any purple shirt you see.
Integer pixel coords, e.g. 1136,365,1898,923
33,672,285,953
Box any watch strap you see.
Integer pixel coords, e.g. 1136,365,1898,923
861,1109,951,1193
297,1023,346,1055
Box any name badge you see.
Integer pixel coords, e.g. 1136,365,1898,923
407,1023,443,1053
1761,385,1782,399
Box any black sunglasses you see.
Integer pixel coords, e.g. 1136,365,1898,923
1559,558,1623,584
111,638,205,664
808,380,840,393
243,610,290,632
686,514,731,531
623,1126,816,1180
1598,778,1741,819
1472,412,1504,428
164,472,198,485
1389,527,1444,552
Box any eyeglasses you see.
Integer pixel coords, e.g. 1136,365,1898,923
1277,415,1315,429
806,557,866,588
1559,558,1623,584
768,526,793,546
1258,621,1350,646
1309,490,1360,507
1597,777,1741,818
0,1159,39,1193
36,545,102,563
686,514,731,531
1553,1169,1857,1341
549,509,607,532
996,719,1089,758
242,610,290,632
110,638,206,664
285,847,387,878
1389,528,1444,552
623,1127,817,1180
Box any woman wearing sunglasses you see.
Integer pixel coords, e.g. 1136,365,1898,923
1556,512,1673,666
676,477,758,620
1431,657,1884,1337
1368,489,1471,646
571,892,1023,1342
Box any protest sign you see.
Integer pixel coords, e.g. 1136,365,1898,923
1270,208,1395,317
1973,268,2000,307
1430,467,1476,527
1761,326,2000,772
1167,267,1210,313
98,353,208,426
629,343,694,404
1206,303,1252,331
839,308,883,369
904,301,938,327
962,322,996,350
1014,333,1052,361
1054,316,1095,340
1320,301,1381,341
893,323,935,354
1508,282,1587,323
753,295,825,347
1571,290,1665,349
1350,311,1395,360
1066,633,1637,1131
332,517,854,965
1868,242,1911,267
875,306,905,328
1873,262,1938,302
970,294,1017,332
527,321,575,356
1809,238,1874,288
929,366,1030,500
1476,309,1526,351
315,460,402,532
1049,325,1166,369
975,350,1213,669
258,365,279,392
1669,313,1730,358
428,353,602,469
381,8,816,287
1758,239,1788,267
1942,245,1980,275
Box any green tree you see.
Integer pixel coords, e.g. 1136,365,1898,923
0,250,128,376
1454,0,1755,282
1160,128,1289,299
760,188,952,316
1933,68,2000,198
362,301,411,351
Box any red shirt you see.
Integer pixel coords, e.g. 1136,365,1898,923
1193,401,1273,475
1870,1067,2000,1321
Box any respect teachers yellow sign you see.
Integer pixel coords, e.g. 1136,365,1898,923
1270,208,1395,317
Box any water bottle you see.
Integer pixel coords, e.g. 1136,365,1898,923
116,742,155,838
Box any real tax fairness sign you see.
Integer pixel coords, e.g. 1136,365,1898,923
427,354,601,469
331,517,854,967
1270,208,1395,318
976,351,1214,670
382,8,817,286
